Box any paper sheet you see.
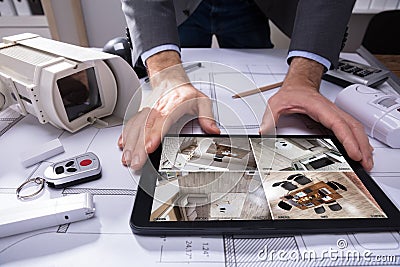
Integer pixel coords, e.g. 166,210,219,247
1,49,400,267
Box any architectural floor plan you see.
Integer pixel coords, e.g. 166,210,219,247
1,49,399,266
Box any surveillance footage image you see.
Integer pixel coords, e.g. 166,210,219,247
150,136,387,222
262,171,386,220
159,136,258,172
250,137,353,172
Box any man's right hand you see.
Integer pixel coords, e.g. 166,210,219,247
118,83,220,170
118,51,220,170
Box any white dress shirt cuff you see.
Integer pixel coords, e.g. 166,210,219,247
287,50,331,71
141,44,181,65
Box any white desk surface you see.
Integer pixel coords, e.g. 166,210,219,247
1,49,400,266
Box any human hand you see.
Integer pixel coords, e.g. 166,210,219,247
259,57,374,171
118,54,220,170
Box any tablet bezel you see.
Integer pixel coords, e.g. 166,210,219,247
130,134,400,236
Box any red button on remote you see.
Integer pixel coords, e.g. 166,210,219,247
80,159,92,166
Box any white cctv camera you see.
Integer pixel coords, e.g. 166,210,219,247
0,33,141,132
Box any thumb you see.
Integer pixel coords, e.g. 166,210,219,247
260,103,278,135
199,116,220,134
197,96,220,134
143,110,163,154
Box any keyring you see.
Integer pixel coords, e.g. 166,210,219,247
16,177,45,200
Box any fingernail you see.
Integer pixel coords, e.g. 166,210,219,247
368,157,374,169
259,125,265,134
123,150,132,164
212,123,220,133
145,140,152,151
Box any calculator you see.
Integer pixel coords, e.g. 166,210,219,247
323,58,390,88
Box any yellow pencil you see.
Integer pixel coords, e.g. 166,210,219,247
232,81,284,99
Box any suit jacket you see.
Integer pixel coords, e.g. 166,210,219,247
121,0,355,69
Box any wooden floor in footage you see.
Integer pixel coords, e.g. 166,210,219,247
263,171,386,220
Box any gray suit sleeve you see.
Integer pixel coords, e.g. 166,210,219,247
288,0,356,69
264,0,355,69
121,0,180,63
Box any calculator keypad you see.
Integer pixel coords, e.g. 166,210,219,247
323,58,390,88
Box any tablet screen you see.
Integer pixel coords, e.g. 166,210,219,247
150,136,387,222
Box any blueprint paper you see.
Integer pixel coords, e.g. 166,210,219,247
1,49,400,267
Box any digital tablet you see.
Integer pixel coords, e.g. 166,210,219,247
130,134,400,235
